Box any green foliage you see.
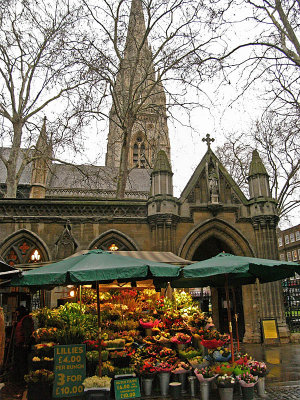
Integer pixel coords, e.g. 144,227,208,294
86,350,109,362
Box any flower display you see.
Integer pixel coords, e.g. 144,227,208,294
172,361,191,374
83,375,112,389
32,327,58,343
134,360,157,377
24,369,54,384
216,374,236,388
26,291,267,393
238,372,258,387
208,346,231,362
155,362,174,373
194,366,217,382
139,317,160,329
248,361,268,377
170,332,191,344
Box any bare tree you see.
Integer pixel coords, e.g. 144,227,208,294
0,0,92,197
216,112,300,222
79,0,233,198
221,0,300,116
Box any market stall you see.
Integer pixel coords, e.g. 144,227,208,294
22,288,268,400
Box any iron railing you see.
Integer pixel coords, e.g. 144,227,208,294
282,278,300,332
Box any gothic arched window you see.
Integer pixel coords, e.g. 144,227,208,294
132,135,148,168
3,238,43,266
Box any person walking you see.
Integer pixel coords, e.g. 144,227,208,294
13,306,34,382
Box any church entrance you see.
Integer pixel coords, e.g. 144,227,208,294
192,237,245,340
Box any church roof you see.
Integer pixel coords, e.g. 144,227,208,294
0,148,151,199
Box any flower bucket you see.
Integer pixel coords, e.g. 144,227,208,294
159,372,171,396
84,388,110,400
200,381,210,400
242,386,255,400
218,387,234,400
142,378,154,396
169,382,181,399
178,372,187,393
256,377,267,398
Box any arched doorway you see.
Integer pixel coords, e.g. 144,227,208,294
192,237,245,340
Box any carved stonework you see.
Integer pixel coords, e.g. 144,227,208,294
0,200,148,221
55,224,78,260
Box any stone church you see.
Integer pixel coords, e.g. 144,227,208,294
0,0,289,343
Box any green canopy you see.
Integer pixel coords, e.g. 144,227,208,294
10,249,181,287
169,252,299,288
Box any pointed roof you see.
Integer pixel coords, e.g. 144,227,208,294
124,0,150,60
180,149,248,204
153,150,172,173
35,117,52,158
248,150,268,177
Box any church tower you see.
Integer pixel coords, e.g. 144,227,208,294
105,0,171,169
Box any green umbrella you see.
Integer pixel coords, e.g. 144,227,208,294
167,252,299,361
170,252,299,288
10,249,181,287
11,249,181,376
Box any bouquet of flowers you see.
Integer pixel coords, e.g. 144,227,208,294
248,361,268,377
216,374,236,388
83,375,112,389
238,372,257,387
32,327,58,343
33,342,55,356
172,361,191,374
170,332,191,345
178,347,202,360
139,317,160,329
24,369,54,384
208,346,231,362
194,366,217,382
155,361,174,373
201,330,229,349
159,347,177,360
135,360,157,378
235,353,252,365
188,356,208,369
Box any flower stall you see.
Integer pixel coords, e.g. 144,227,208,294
21,288,268,400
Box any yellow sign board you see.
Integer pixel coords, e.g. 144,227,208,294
261,319,279,342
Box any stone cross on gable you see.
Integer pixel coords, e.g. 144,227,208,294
202,134,215,149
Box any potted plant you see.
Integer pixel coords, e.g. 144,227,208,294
83,375,112,400
216,374,236,400
24,369,54,400
238,372,258,400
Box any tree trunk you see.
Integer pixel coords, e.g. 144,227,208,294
115,122,133,199
5,122,22,198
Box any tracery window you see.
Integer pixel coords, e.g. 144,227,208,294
132,135,147,168
3,239,43,266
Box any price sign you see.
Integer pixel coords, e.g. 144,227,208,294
114,378,141,400
261,318,280,344
53,344,86,398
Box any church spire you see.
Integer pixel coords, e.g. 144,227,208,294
105,0,171,170
124,0,150,61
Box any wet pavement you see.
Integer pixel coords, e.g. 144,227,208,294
242,343,300,385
